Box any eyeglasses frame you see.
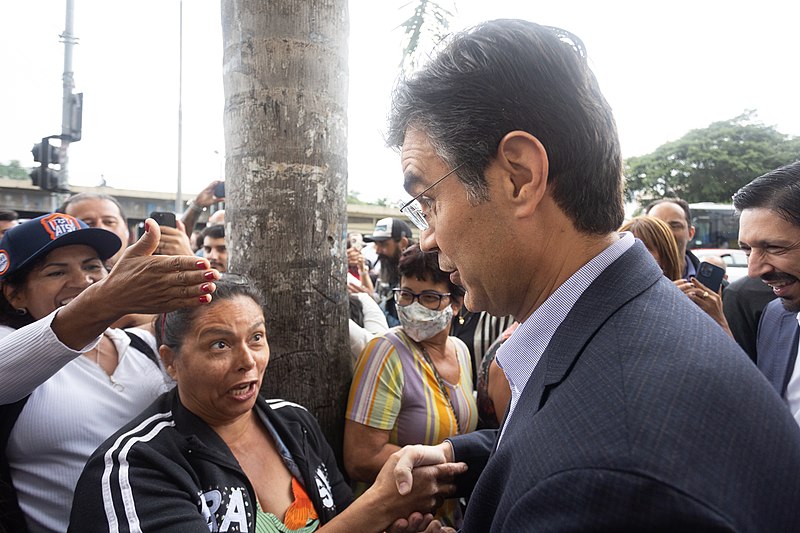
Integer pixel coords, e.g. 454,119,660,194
392,287,452,310
399,162,465,230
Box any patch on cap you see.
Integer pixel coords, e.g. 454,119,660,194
0,250,9,276
40,213,83,241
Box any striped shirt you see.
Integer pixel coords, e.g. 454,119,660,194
346,328,477,527
496,232,634,445
347,328,477,444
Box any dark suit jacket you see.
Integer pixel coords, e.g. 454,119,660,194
724,276,778,362
450,241,800,532
756,299,800,396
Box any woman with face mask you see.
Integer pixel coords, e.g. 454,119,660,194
344,244,477,529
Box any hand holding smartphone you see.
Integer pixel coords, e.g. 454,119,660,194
694,261,725,293
213,181,225,198
149,211,177,228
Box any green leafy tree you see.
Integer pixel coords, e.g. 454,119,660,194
0,160,32,180
625,111,800,203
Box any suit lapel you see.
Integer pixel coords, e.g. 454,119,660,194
501,241,663,439
780,312,800,395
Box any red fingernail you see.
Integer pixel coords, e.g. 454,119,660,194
144,222,150,233
201,283,212,293
196,260,206,269
199,295,210,303
204,271,216,281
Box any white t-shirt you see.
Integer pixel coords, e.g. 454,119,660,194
0,312,171,533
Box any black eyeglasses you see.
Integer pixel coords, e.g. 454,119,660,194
399,163,465,230
392,288,451,310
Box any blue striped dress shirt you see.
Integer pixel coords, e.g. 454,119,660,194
496,231,635,445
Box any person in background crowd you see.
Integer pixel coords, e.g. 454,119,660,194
734,160,800,425
345,245,475,528
386,19,800,531
645,198,700,279
619,215,683,281
201,224,227,273
349,290,389,362
723,275,777,362
0,209,19,239
363,217,414,327
180,179,225,239
57,193,130,267
347,237,375,296
208,208,225,226
70,275,464,533
347,235,386,362
0,213,217,533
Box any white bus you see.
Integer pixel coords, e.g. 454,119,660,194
689,202,738,249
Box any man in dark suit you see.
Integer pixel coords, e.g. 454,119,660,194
735,161,800,425
385,20,800,531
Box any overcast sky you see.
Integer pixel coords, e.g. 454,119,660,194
1,0,798,204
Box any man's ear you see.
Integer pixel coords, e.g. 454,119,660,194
159,345,177,379
688,225,696,241
495,131,549,215
398,236,410,251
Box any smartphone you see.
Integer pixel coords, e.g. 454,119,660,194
149,211,176,228
213,181,225,198
695,261,725,293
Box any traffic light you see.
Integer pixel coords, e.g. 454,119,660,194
30,137,69,192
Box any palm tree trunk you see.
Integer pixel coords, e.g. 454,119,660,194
221,0,351,455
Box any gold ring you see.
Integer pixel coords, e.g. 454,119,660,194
702,291,708,299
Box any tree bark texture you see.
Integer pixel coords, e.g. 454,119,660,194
221,0,351,456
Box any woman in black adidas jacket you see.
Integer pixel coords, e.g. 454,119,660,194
70,276,465,533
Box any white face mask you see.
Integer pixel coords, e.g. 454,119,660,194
397,301,454,342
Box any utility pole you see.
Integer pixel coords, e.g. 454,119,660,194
29,0,81,209
60,0,79,188
175,0,183,213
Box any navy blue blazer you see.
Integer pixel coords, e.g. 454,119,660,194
756,298,800,396
450,241,800,532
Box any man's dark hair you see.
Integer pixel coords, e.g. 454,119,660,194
732,160,800,227
387,19,623,234
398,244,466,300
644,198,693,227
201,224,225,240
57,192,127,222
0,209,18,222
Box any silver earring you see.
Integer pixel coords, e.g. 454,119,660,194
15,307,27,316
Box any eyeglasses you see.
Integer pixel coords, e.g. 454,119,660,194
392,288,451,310
399,163,464,231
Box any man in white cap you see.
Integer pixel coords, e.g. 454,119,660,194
363,217,413,326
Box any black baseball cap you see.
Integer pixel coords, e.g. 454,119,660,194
363,217,412,243
0,213,121,280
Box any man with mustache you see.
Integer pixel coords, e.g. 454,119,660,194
735,161,800,425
